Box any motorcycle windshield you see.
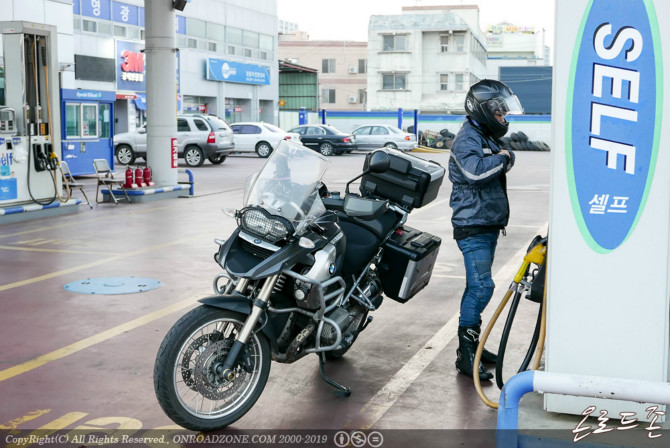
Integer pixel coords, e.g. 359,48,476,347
244,141,329,233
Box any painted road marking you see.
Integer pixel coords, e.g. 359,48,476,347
0,244,119,256
346,222,549,429
0,293,206,382
0,232,210,293
0,409,52,429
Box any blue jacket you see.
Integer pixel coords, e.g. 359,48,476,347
448,118,514,230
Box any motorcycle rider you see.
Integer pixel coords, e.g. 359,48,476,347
448,79,524,380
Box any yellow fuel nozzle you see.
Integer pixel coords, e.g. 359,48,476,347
513,241,547,284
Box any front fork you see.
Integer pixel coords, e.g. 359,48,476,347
220,275,278,381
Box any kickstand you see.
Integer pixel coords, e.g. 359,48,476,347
319,352,351,397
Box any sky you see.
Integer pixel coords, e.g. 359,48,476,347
277,0,556,49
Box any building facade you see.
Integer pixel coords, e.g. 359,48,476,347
279,35,368,111
366,5,487,114
484,22,551,79
0,0,279,137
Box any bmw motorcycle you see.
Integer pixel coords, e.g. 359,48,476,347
154,141,445,431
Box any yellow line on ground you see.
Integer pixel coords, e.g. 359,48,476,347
0,409,52,429
0,205,172,239
0,293,204,382
0,233,210,292
0,245,119,256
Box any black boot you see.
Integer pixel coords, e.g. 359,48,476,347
477,322,498,364
455,326,493,381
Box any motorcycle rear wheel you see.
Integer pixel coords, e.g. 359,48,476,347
154,306,271,431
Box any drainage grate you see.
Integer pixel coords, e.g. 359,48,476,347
64,277,163,295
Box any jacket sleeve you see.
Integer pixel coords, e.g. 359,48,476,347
450,133,506,186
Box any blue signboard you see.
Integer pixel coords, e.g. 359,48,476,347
117,40,146,92
61,89,116,102
81,0,111,21
112,1,138,26
207,59,270,85
176,16,186,35
73,0,81,15
567,0,662,252
139,7,144,28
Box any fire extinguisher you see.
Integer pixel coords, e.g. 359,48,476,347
124,166,136,188
143,166,154,186
135,166,145,187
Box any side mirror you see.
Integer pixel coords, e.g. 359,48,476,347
366,150,390,174
138,127,147,134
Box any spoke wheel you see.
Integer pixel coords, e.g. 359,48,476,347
115,145,136,165
255,142,273,158
208,154,227,164
154,306,271,431
319,142,334,156
184,146,205,167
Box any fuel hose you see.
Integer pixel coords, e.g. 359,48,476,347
473,237,547,409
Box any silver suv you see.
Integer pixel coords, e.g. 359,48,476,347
114,114,235,167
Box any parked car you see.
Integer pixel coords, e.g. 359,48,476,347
114,114,235,167
351,125,418,151
286,124,357,156
229,122,301,158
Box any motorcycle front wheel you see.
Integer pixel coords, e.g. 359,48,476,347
154,306,271,431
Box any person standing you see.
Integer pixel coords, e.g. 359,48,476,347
448,79,524,380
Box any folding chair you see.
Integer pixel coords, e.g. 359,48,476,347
60,160,92,209
93,158,131,204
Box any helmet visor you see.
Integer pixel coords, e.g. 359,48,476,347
486,95,524,116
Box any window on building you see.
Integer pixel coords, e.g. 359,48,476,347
98,104,111,139
187,38,197,49
228,45,236,55
382,73,407,90
244,48,252,58
114,25,127,37
207,23,225,42
227,27,243,45
82,19,97,33
440,74,449,91
208,42,217,52
65,104,80,138
455,73,464,91
141,29,145,41
243,31,259,48
322,59,336,74
455,34,465,52
98,22,112,35
358,88,366,105
81,104,98,138
73,17,81,31
260,51,268,60
440,35,449,52
358,59,367,74
321,89,336,104
382,34,407,51
186,18,207,38
259,34,273,51
177,36,187,48
127,27,140,40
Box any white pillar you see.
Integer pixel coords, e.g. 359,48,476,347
145,0,178,186
546,0,669,420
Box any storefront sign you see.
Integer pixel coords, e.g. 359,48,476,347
567,0,662,252
0,137,17,201
117,40,146,92
206,59,270,85
112,1,138,26
81,0,111,21
171,138,178,168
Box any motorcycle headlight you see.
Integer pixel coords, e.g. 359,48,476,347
239,207,293,244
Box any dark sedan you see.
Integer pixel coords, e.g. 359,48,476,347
287,124,357,156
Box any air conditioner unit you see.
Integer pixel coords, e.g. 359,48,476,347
348,66,358,74
348,96,357,103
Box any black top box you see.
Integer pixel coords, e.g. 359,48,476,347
360,148,445,210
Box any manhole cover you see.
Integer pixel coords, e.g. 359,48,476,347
64,277,163,295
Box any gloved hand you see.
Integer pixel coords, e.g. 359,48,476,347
499,148,515,172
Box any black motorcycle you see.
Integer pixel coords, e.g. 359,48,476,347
154,141,445,431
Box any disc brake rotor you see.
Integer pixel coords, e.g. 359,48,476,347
181,331,224,390
194,338,251,400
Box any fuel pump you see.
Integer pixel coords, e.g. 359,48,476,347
0,22,62,207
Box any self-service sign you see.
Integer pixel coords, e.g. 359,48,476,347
567,0,662,253
171,138,178,168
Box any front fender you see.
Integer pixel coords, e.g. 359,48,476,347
198,294,278,351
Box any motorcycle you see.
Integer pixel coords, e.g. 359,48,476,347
153,141,445,431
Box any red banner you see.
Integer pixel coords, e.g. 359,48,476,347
171,138,178,168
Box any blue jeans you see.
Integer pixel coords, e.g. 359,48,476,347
457,231,499,327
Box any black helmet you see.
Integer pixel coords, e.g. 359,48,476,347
464,79,524,139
